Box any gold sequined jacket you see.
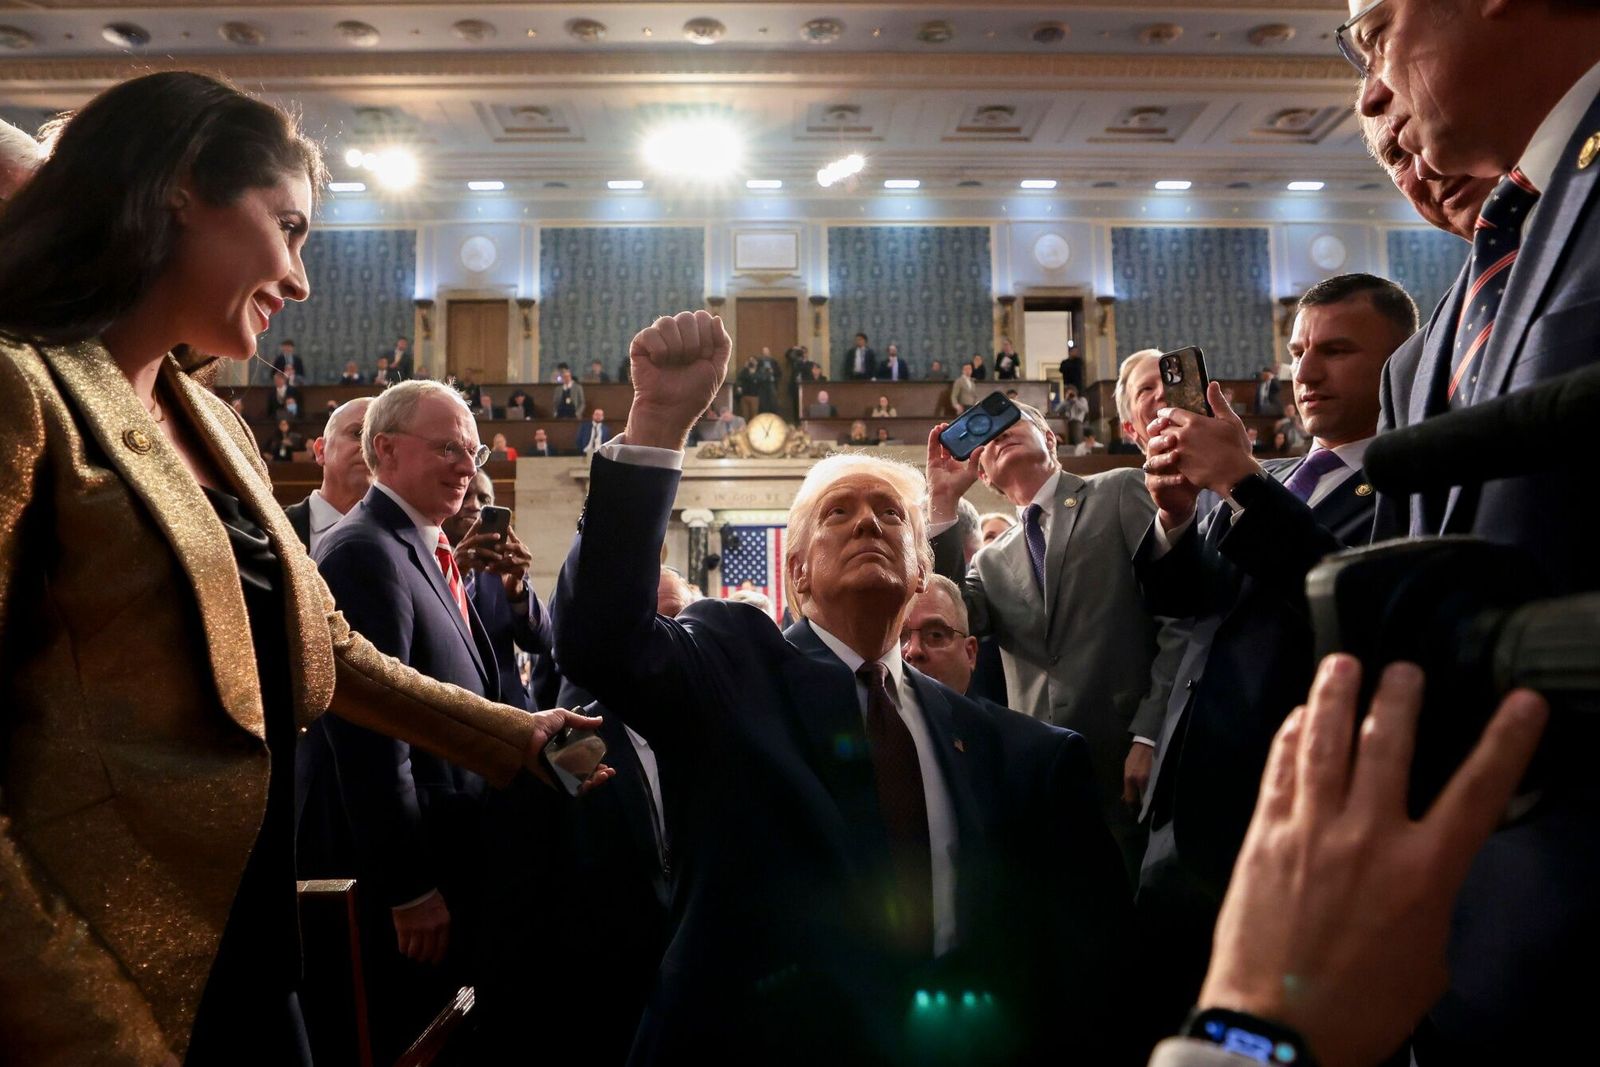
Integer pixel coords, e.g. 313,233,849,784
0,338,542,1065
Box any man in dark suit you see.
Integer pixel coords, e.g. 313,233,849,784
877,343,911,381
1350,3,1600,1057
263,370,301,420
283,396,372,553
845,331,878,380
527,426,555,457
442,470,553,712
272,339,306,381
554,310,1133,1067
304,380,506,1063
1253,369,1282,417
380,335,412,380
574,406,608,457
1135,272,1413,1039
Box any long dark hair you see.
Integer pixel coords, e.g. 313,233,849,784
0,71,326,345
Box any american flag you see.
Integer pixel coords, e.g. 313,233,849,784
720,524,785,624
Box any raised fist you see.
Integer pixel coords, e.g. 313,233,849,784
625,310,731,448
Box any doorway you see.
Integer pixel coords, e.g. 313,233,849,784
1019,295,1087,380
446,299,510,384
734,296,800,420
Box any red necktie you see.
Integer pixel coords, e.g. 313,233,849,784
435,532,471,627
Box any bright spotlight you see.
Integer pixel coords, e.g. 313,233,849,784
1287,181,1326,192
328,182,366,193
370,149,419,190
1154,180,1192,191
642,118,743,180
343,147,364,168
817,153,865,188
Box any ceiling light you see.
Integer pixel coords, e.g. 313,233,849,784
369,149,419,190
608,179,645,190
467,180,506,191
817,153,866,188
1287,180,1326,191
746,179,783,190
344,148,365,168
1020,179,1058,190
884,179,921,190
328,182,366,193
642,118,744,180
1154,180,1192,191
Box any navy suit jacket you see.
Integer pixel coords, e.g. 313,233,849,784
300,486,501,907
1379,87,1600,1061
553,454,1133,1066
475,711,671,1063
1393,88,1600,594
877,357,911,381
467,570,552,711
1134,458,1376,894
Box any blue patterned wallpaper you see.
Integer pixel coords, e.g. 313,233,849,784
540,227,705,378
1111,227,1275,379
257,229,416,382
1387,228,1467,322
827,226,994,372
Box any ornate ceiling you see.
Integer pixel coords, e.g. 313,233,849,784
0,3,1390,200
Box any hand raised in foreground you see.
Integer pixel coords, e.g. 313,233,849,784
1198,655,1547,1067
524,706,615,795
625,309,732,450
924,424,982,525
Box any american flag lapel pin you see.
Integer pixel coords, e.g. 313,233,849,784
953,738,966,753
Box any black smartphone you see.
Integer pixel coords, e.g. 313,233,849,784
477,505,512,539
1157,346,1212,416
939,391,1023,460
540,724,608,797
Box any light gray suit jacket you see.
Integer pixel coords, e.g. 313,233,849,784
934,466,1187,867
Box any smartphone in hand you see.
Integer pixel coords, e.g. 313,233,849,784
477,505,512,539
1158,346,1212,416
540,724,608,797
939,391,1023,460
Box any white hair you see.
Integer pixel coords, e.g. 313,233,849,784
362,379,470,470
728,588,773,615
784,451,934,619
1115,349,1163,431
955,497,982,553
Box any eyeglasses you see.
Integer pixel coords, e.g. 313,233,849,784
899,624,968,651
1335,0,1390,78
389,431,491,469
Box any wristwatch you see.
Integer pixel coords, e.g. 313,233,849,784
1181,1007,1317,1066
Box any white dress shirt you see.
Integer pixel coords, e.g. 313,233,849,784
305,489,348,557
625,725,668,865
809,623,960,957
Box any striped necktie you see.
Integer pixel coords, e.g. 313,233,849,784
434,532,471,627
1448,168,1541,408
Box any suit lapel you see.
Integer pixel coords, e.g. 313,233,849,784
779,621,891,868
904,670,982,844
1481,88,1600,403
1410,268,1470,427
1042,470,1088,649
41,344,268,739
599,716,670,894
366,488,492,688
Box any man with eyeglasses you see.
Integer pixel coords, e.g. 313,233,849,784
899,575,983,699
1339,1,1600,1061
304,380,508,1062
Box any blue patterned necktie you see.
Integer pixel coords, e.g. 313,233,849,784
1448,168,1541,408
1283,447,1346,504
1023,503,1048,594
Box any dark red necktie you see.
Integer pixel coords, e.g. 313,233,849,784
434,532,470,627
856,661,933,957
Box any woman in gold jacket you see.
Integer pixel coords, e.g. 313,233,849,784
0,73,601,1064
